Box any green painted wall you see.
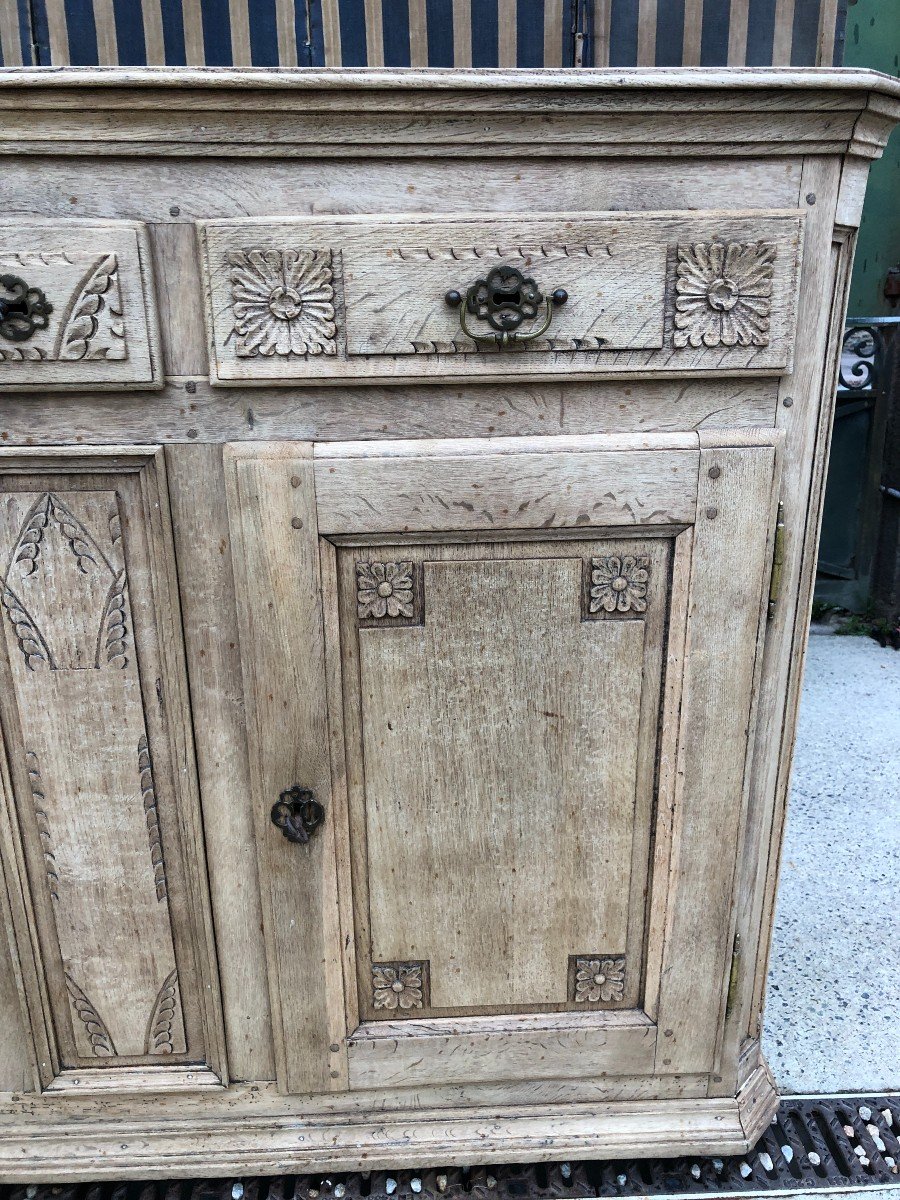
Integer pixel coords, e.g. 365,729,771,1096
843,0,900,318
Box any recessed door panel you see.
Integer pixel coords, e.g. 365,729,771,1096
340,539,670,1018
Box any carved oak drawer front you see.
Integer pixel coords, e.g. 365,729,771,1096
0,220,162,389
200,210,803,386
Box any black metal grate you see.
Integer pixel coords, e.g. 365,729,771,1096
5,1096,900,1200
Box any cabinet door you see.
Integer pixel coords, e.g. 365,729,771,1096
227,432,779,1095
0,449,224,1093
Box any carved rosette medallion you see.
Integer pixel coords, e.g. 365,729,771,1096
372,961,427,1012
673,241,775,348
356,560,415,621
588,555,650,615
228,248,337,357
571,956,626,1004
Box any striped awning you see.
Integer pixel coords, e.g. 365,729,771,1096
0,0,848,71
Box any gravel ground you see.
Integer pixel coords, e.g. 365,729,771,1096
763,633,900,1094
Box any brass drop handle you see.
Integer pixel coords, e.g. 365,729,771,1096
445,264,568,348
0,275,53,342
271,786,325,844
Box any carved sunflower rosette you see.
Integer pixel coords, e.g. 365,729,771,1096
228,248,338,357
672,241,775,349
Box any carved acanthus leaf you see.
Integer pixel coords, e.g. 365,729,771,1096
138,735,167,901
1,586,51,670
98,570,129,669
25,751,58,902
394,244,603,261
58,253,127,362
12,494,52,577
145,968,180,1055
65,973,116,1057
50,495,99,574
0,344,45,361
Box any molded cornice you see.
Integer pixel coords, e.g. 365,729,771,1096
0,67,897,160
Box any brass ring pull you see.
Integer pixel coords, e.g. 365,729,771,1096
445,264,568,349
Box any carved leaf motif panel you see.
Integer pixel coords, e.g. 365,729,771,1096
0,253,127,364
0,486,187,1062
0,222,161,387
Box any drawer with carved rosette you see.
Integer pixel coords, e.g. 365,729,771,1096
0,221,162,390
199,210,803,386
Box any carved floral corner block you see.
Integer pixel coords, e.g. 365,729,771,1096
356,559,420,626
372,961,428,1012
673,241,775,349
227,248,337,357
587,555,650,616
571,955,626,1004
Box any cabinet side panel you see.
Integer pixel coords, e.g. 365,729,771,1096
744,158,851,1049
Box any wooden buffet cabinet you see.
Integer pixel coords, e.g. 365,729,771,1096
0,67,897,1180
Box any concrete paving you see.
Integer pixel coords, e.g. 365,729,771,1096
763,633,900,1095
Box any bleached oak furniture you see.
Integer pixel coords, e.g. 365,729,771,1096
0,67,897,1182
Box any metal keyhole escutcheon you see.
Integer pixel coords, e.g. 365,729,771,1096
271,786,325,844
0,275,53,343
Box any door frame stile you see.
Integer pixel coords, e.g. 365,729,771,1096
317,534,361,1040
224,442,349,1096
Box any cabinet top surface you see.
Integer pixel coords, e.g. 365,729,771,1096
1,65,899,98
